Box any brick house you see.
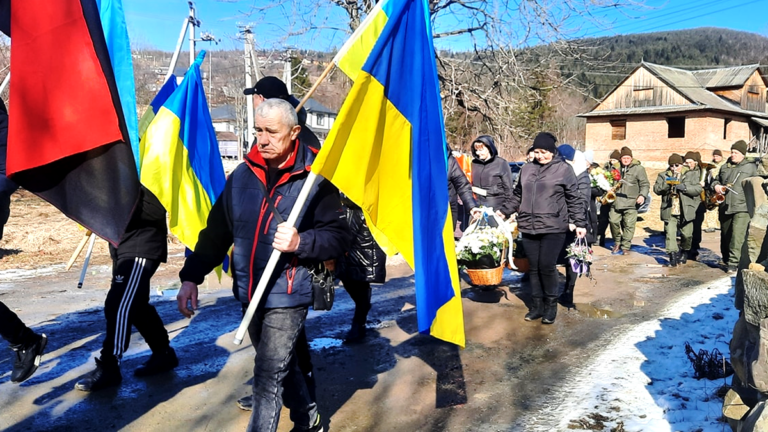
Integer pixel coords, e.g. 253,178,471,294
579,62,768,167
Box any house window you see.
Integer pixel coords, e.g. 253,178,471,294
316,114,325,127
724,118,731,140
748,85,760,95
667,117,685,138
610,120,626,140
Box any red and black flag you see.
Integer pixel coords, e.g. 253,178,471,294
0,0,139,245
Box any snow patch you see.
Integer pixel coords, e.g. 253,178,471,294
309,338,343,350
530,277,735,431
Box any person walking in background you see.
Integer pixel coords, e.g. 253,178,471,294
608,147,649,255
597,149,621,248
712,140,757,274
470,135,515,220
703,149,726,233
556,145,594,308
508,133,586,325
336,196,387,343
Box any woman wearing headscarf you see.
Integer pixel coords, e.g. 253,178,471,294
556,145,597,308
509,133,587,324
470,135,515,219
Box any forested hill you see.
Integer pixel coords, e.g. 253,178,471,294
563,27,768,99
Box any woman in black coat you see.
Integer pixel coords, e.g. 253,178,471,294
471,135,514,219
336,196,387,343
508,133,587,325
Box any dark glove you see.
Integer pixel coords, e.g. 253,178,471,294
676,183,687,193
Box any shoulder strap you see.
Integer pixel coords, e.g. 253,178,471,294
254,179,285,224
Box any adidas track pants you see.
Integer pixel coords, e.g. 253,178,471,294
100,257,169,363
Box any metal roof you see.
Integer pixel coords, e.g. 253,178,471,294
691,64,761,88
303,98,336,115
753,117,768,128
581,62,768,120
211,105,237,121
579,105,707,118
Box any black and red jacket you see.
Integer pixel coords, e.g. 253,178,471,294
179,139,350,307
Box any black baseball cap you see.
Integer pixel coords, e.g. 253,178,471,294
243,76,290,99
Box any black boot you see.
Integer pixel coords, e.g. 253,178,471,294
75,357,122,392
558,287,575,309
679,250,688,265
343,322,367,343
668,252,678,267
134,347,179,377
524,298,543,321
542,298,558,324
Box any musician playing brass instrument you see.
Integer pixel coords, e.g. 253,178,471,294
711,140,757,273
702,150,726,231
654,154,702,267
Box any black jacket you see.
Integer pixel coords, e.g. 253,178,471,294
509,157,586,235
336,197,387,283
470,136,514,216
448,154,476,211
110,186,168,263
179,139,350,307
0,98,17,195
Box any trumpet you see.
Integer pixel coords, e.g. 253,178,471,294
705,191,725,210
600,181,621,205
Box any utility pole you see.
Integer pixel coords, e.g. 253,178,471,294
238,24,256,160
188,2,198,68
197,32,219,108
283,52,292,95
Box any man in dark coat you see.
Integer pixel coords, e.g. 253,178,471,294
75,186,176,392
470,135,514,219
177,99,349,432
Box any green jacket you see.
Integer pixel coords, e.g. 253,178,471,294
712,158,757,215
653,167,703,222
614,159,650,211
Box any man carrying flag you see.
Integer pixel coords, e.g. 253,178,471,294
177,99,349,432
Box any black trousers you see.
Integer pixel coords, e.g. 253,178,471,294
101,257,169,363
521,232,567,300
0,300,34,346
690,203,705,253
341,278,372,325
597,203,611,245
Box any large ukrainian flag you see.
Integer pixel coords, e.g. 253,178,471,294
312,0,465,347
137,77,178,169
139,52,226,252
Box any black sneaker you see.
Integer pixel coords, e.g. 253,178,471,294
134,347,179,377
236,394,253,411
290,414,323,432
75,358,122,392
10,333,47,383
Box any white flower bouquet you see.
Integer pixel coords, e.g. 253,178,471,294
456,226,507,269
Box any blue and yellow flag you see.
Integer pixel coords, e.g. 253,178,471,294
137,77,178,170
139,51,226,254
312,0,465,347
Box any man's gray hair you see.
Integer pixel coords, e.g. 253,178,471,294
254,98,298,129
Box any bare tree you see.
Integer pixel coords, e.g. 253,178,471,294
228,0,646,159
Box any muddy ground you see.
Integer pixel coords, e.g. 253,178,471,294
0,191,732,431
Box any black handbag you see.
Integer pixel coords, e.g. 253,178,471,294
255,179,335,311
307,262,335,311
